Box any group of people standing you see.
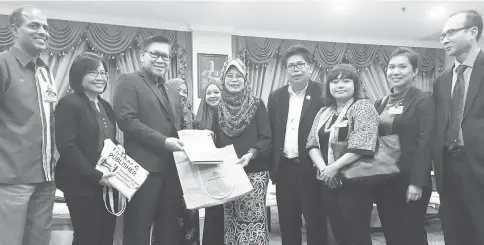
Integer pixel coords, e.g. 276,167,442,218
1,5,484,245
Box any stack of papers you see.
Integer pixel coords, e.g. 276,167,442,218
178,130,225,164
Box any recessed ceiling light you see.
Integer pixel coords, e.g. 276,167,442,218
429,6,446,20
331,2,354,14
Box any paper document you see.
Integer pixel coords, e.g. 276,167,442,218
178,129,224,164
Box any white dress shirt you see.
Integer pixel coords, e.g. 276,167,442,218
283,83,308,158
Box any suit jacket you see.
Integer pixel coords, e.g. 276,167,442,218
113,68,182,173
375,86,435,187
55,92,117,197
267,80,324,183
433,50,484,192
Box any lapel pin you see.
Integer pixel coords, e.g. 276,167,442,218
306,95,311,100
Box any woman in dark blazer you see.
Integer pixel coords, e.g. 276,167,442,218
55,52,121,245
374,47,435,245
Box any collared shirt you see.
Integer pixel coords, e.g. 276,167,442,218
283,83,308,158
451,47,481,146
0,47,57,184
142,67,175,135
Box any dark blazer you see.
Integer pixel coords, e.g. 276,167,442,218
267,80,324,183
55,92,117,197
375,86,435,187
113,68,182,173
433,51,484,192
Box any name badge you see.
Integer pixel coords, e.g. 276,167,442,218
389,106,403,115
43,86,57,103
338,120,348,127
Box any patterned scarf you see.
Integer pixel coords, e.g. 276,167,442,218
217,58,259,137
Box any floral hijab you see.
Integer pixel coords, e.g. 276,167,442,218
217,58,259,137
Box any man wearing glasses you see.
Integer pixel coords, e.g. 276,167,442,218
433,10,484,245
267,45,327,245
114,35,184,245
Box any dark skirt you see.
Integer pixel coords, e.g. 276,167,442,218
151,200,200,245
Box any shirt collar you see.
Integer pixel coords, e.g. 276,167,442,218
141,67,166,86
455,47,481,69
11,46,47,68
288,82,308,96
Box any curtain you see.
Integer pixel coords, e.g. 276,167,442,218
0,15,193,100
233,36,445,103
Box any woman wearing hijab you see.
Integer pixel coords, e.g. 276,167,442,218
195,80,222,130
153,78,199,245
195,81,225,245
168,78,196,129
211,58,271,245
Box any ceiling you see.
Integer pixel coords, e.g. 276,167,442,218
1,1,484,48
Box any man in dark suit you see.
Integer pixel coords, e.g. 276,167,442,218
433,10,484,245
113,35,184,245
267,45,327,245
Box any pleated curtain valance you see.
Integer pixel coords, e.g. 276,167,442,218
1,16,184,56
233,36,445,75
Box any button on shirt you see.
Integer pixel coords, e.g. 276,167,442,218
283,84,308,158
450,48,481,146
0,47,57,183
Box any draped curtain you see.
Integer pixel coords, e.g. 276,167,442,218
233,36,445,104
1,15,193,245
0,15,193,103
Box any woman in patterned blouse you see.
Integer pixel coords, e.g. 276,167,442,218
306,63,379,245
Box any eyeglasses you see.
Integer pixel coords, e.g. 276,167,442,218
144,50,171,61
87,70,108,78
286,62,307,71
225,74,244,80
440,26,473,41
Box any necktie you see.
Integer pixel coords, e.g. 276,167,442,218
445,65,468,149
157,81,174,122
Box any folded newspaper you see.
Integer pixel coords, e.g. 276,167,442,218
95,139,149,200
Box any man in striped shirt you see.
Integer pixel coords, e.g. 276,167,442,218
0,6,57,245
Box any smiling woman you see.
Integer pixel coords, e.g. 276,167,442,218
55,51,122,245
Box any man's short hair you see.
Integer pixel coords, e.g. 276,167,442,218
451,10,483,41
9,7,27,26
140,35,171,51
281,44,313,67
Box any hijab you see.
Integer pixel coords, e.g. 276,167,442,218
195,80,222,130
167,78,194,129
217,58,259,137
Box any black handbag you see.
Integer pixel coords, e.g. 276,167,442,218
331,134,401,184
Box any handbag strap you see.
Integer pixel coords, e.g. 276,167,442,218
103,186,127,217
376,96,390,115
195,165,235,199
